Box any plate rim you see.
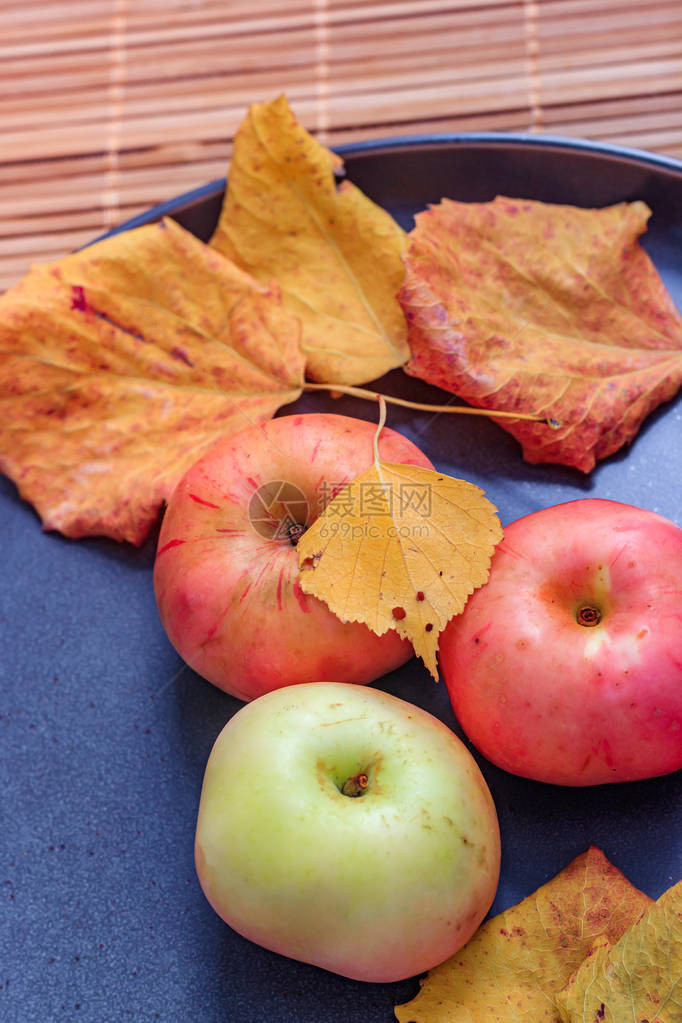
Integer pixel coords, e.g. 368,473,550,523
95,130,682,245
332,129,682,175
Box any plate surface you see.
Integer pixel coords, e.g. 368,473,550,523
2,135,682,1022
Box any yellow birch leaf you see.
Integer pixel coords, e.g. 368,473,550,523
0,218,304,544
210,94,410,385
557,880,682,1023
395,847,653,1023
296,460,502,679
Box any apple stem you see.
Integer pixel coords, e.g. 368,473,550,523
304,383,559,426
341,772,369,797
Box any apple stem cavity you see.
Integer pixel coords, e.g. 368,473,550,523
287,522,307,547
576,604,602,627
341,772,369,797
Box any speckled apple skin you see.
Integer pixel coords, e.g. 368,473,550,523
440,499,682,786
195,683,501,982
153,413,433,700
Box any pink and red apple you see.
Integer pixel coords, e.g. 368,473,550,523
194,681,501,982
439,498,682,785
153,413,433,700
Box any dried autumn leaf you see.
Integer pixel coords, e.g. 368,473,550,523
0,218,304,544
210,94,410,385
395,847,652,1023
401,197,682,472
296,459,501,679
557,880,682,1023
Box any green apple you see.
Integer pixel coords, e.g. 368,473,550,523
194,682,501,982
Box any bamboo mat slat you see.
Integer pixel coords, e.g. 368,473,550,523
1,0,682,292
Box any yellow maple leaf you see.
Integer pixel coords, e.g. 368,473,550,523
0,218,304,544
210,94,410,385
557,880,682,1023
296,416,501,679
395,847,653,1023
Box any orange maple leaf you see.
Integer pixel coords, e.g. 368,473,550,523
401,197,682,472
0,218,304,544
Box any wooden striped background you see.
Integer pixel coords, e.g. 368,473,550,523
2,0,682,291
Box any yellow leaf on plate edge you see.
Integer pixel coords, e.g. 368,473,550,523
210,94,410,385
395,847,653,1023
556,880,682,1023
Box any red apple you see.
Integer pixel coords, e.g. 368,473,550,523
153,413,433,700
439,499,682,786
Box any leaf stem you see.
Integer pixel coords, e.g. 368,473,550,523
304,382,556,425
373,394,387,467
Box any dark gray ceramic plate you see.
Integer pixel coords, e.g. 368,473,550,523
2,134,681,1023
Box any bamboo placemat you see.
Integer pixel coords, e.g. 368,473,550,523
2,0,682,292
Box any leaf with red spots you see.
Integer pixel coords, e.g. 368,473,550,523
0,217,304,544
557,880,682,1023
395,847,652,1023
297,459,501,679
401,197,682,472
